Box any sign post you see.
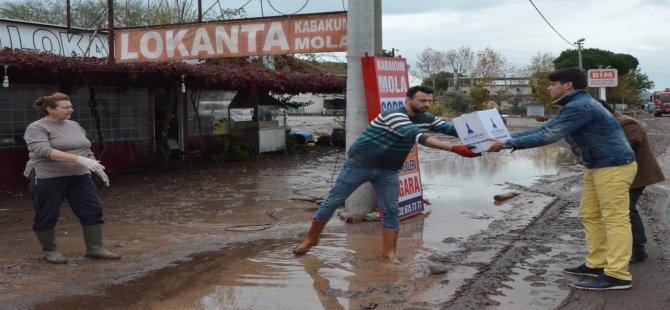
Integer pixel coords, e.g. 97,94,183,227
361,56,424,220
587,68,618,101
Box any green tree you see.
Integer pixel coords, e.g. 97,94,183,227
472,46,509,80
608,77,640,106
624,68,655,92
505,96,526,115
427,100,445,116
523,52,555,108
608,69,654,106
445,46,475,84
0,0,65,25
554,48,638,73
411,47,447,92
421,71,454,95
0,0,245,28
469,85,489,111
443,91,470,114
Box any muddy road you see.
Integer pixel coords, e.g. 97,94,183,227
1,113,669,309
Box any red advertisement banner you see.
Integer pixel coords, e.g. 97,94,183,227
361,56,424,219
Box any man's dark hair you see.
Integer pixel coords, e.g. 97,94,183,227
548,67,587,89
407,85,434,98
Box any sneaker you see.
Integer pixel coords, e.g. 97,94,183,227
563,263,604,277
630,252,648,264
574,274,632,290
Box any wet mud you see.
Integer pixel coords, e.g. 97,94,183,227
1,115,670,309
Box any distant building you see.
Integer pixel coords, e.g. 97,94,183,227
287,93,346,116
448,76,535,111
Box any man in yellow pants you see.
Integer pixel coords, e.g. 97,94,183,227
489,67,637,290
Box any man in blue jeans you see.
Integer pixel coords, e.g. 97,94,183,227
292,85,479,262
489,67,637,290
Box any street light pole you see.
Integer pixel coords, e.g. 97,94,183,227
574,38,585,70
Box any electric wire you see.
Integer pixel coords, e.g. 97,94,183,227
527,0,577,47
71,2,107,30
202,0,221,17
203,0,253,19
341,0,346,11
226,0,253,18
266,0,310,16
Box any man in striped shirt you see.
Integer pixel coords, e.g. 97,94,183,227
293,85,479,262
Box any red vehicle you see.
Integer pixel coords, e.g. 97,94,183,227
652,88,670,117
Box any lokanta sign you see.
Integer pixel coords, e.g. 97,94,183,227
114,12,347,63
361,56,424,220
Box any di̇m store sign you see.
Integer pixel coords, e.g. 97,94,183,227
114,11,347,63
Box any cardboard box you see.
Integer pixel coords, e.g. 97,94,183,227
452,109,511,153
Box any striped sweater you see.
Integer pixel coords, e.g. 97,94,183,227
347,106,457,171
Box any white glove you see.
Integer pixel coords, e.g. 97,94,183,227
75,156,105,173
94,170,110,187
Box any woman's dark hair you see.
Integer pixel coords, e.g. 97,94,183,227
33,92,70,115
548,67,588,89
406,85,434,98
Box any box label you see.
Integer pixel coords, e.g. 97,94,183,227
453,109,511,153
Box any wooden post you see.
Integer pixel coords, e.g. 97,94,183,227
107,0,115,63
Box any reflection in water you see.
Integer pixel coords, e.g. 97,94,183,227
195,238,354,310
37,146,575,309
162,146,573,309
418,145,573,249
189,233,409,310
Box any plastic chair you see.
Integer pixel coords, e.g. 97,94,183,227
165,138,203,168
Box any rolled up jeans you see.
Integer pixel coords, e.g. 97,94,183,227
314,157,401,229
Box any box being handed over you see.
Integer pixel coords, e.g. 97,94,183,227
452,109,511,153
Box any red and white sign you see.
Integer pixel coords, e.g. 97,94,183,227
114,12,347,63
587,69,618,87
361,56,424,220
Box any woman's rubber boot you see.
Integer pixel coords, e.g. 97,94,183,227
293,220,328,256
382,228,400,263
35,230,67,264
83,224,121,259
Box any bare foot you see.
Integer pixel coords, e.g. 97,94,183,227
292,239,319,255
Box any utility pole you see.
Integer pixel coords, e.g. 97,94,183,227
344,0,379,216
197,0,202,22
598,65,607,101
574,38,585,70
107,0,115,63
374,0,382,55
66,0,71,33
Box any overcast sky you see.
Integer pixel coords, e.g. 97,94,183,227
201,0,670,91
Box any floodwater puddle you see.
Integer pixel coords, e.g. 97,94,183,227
417,144,574,250
37,145,575,309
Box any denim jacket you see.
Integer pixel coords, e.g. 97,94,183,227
504,90,634,168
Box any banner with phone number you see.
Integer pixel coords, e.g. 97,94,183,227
361,56,424,219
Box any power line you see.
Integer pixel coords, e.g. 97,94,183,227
266,0,310,16
202,0,221,17
527,0,577,47
203,0,253,19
